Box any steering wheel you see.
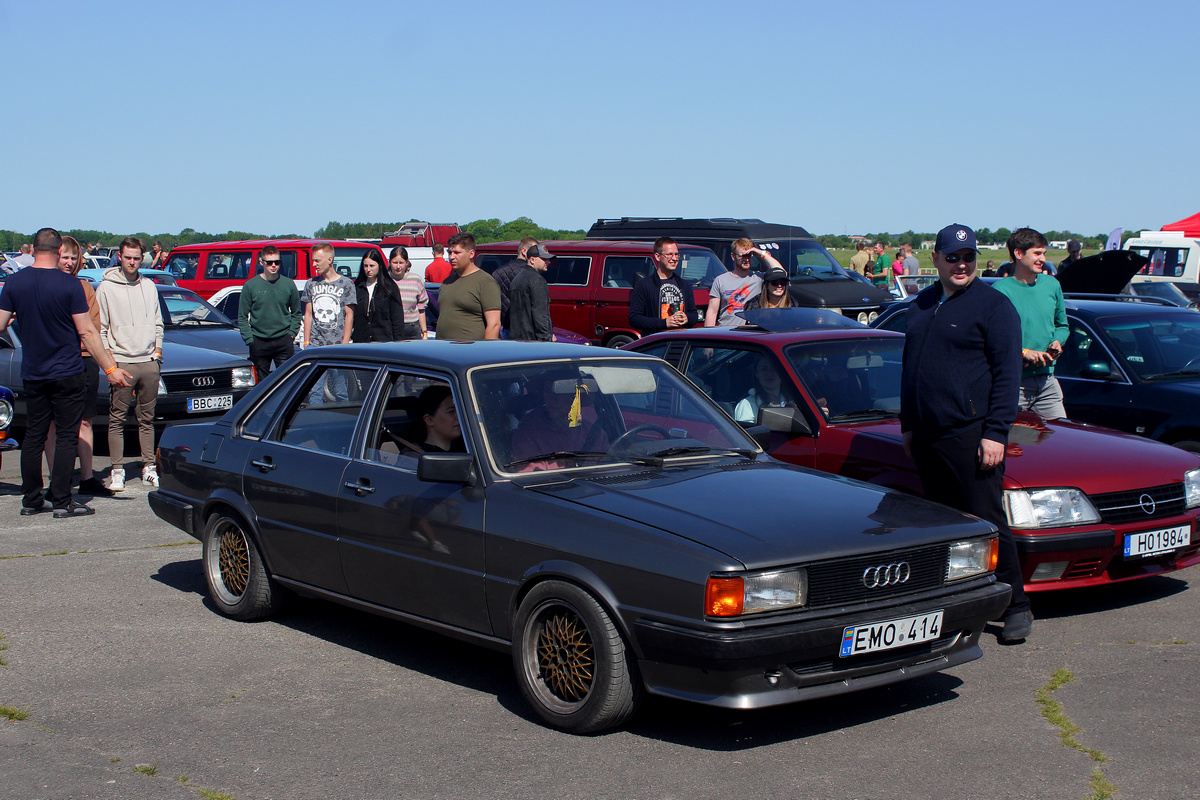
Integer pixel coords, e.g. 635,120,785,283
611,423,671,453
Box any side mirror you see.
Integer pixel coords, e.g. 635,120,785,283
418,452,476,486
758,406,813,436
1080,361,1116,380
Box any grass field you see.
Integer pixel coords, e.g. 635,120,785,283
828,246,1102,275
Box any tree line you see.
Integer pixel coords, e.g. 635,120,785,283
0,219,1154,254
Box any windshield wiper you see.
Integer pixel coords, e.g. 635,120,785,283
506,450,608,469
827,408,898,421
630,445,756,466
1144,369,1200,381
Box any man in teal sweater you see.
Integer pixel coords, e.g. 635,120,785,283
238,244,302,377
993,228,1069,419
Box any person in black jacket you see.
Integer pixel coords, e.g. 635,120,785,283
351,250,406,342
628,237,699,335
900,223,1032,644
509,244,554,341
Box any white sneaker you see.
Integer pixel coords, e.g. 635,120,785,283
109,469,126,492
142,465,159,488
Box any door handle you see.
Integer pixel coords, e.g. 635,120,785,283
343,480,376,496
595,301,610,307
251,458,276,472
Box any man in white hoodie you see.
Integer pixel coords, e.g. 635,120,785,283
96,237,164,490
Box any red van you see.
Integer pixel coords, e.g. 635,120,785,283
474,240,724,347
162,239,387,299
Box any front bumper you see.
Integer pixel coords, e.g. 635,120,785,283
631,580,1010,710
1015,513,1200,591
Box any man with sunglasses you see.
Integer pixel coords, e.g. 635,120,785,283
900,223,1032,644
239,244,302,377
705,238,776,327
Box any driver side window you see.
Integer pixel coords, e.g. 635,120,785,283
1056,319,1116,379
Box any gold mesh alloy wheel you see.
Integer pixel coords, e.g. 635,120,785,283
218,525,251,597
535,607,595,703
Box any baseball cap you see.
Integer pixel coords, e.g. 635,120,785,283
764,265,789,282
526,244,556,260
934,223,978,253
1067,239,1082,253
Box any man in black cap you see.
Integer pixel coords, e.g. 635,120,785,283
508,243,555,341
900,223,1032,643
1060,239,1083,269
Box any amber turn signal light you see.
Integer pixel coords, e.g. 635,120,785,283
705,576,744,617
988,536,1000,572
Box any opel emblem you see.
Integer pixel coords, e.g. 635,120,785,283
1139,493,1156,515
192,376,216,388
862,562,911,588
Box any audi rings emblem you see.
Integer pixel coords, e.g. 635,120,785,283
862,562,911,588
192,376,216,388
1139,493,1157,515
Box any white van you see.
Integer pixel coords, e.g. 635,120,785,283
1124,230,1200,301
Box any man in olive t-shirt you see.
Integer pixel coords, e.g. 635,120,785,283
436,233,501,340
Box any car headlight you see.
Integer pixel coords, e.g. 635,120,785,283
946,537,998,581
1185,468,1200,509
706,568,808,617
0,397,12,429
857,311,870,324
158,377,168,396
231,367,256,389
1004,488,1102,529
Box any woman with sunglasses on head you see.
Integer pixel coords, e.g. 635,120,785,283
742,265,794,312
387,247,428,340
44,236,114,496
351,249,406,342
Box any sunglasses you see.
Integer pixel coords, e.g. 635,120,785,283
942,252,977,264
262,259,281,266
768,279,789,287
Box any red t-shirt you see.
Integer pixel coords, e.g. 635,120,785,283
425,257,452,284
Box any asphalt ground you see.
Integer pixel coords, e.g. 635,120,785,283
1,454,1199,800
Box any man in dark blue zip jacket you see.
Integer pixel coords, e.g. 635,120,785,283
900,223,1032,643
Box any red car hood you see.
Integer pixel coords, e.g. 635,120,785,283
835,412,1200,495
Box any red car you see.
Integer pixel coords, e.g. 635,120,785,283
627,309,1200,592
162,239,387,299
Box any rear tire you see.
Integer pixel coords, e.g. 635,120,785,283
605,334,635,349
513,580,641,733
1171,440,1200,455
202,512,282,620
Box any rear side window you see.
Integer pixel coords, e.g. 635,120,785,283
545,256,591,286
1131,247,1190,278
206,252,254,280
332,247,380,279
477,253,511,274
258,250,298,279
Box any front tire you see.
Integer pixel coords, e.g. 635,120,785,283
1172,440,1200,455
202,512,282,620
513,580,641,733
605,334,635,349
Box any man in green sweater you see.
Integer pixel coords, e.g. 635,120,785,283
993,228,1069,419
238,244,302,377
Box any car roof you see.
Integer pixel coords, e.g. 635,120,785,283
298,340,656,371
1065,297,1197,315
472,239,715,254
587,218,817,240
166,239,383,250
636,325,904,347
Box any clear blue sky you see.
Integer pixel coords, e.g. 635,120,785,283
4,0,1196,239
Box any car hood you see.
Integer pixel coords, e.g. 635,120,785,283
1056,250,1148,295
790,280,891,309
834,412,1200,495
523,461,991,570
158,340,252,371
165,326,249,358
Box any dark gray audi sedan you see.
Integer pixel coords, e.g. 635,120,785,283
149,341,1009,733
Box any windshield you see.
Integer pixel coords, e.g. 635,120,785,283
1095,312,1200,380
753,239,848,282
470,358,758,473
784,338,904,420
1129,281,1192,307
159,288,234,327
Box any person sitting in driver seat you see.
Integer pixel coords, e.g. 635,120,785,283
510,371,609,465
734,356,795,424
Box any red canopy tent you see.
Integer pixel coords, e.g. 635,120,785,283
1162,212,1200,237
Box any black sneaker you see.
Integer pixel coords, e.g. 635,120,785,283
999,609,1033,643
78,477,115,497
53,501,95,519
19,500,53,516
